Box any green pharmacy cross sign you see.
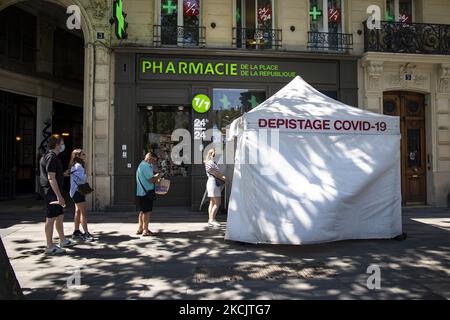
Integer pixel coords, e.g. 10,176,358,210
385,11,395,22
113,0,128,39
248,95,259,108
309,5,322,21
162,0,177,15
220,95,231,109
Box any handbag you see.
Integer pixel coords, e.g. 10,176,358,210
155,178,171,195
71,170,93,196
215,177,225,187
77,183,94,196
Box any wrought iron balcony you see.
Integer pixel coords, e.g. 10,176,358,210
232,27,282,50
153,25,206,47
363,21,450,55
307,31,353,51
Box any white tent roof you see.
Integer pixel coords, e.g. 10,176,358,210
225,76,402,245
229,76,399,137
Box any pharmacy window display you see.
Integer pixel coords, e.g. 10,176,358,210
211,88,266,139
142,106,190,178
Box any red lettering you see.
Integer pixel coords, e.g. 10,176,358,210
268,119,276,128
363,121,371,131
313,120,322,130
304,119,313,130
323,120,330,130
289,119,297,129
334,120,342,130
276,119,285,128
342,121,351,130
298,119,305,129
259,119,267,128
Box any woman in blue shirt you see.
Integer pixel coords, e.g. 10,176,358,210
69,149,94,241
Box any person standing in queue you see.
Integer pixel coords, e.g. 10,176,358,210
39,136,76,254
136,152,160,236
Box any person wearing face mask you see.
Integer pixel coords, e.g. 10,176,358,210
39,136,76,254
204,148,226,228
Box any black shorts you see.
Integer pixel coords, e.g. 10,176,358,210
137,191,155,213
71,191,86,204
44,193,64,218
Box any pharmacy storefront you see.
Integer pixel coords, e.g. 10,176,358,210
112,50,358,210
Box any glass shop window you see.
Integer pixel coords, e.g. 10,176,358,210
159,0,201,46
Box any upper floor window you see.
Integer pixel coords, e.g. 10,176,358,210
235,0,280,49
236,0,274,31
386,0,414,22
155,0,203,46
309,0,344,34
0,6,36,68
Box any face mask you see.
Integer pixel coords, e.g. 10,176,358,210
59,144,65,153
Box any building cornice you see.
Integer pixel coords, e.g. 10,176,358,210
361,52,450,65
110,46,361,61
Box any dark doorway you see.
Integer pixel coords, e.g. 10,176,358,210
0,90,37,199
383,91,427,205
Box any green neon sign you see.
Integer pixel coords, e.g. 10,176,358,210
140,59,298,80
142,60,239,76
162,0,177,15
113,0,128,39
309,6,322,21
385,11,395,22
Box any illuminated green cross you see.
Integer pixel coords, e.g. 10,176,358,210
114,0,126,39
309,6,322,21
385,11,395,22
236,8,241,23
163,0,177,15
248,95,258,108
220,95,231,109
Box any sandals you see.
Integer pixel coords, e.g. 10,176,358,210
142,230,156,237
136,230,143,235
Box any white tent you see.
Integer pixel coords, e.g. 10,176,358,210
225,76,402,245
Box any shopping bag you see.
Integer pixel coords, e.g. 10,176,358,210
155,178,171,195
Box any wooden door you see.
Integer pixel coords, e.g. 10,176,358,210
383,92,426,204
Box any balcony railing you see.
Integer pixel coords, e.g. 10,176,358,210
232,27,282,50
307,31,353,51
153,25,206,47
363,21,450,55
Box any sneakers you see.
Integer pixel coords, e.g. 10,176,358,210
45,245,66,255
83,232,95,242
208,219,221,228
60,239,77,248
72,230,85,242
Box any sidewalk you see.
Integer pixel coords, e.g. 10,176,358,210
1,199,450,299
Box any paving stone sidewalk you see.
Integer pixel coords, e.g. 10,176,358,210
1,199,449,299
